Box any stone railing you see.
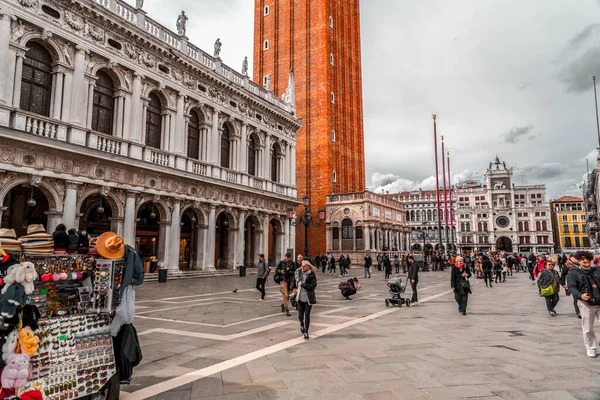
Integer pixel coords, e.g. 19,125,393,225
89,131,128,156
143,147,171,167
187,159,209,176
251,177,264,190
86,0,290,113
11,111,67,142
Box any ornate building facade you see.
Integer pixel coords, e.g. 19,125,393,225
325,191,409,263
551,196,591,253
253,0,366,257
393,190,456,254
453,157,554,255
0,0,301,270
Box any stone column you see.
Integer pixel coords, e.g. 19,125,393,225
123,192,137,246
290,145,296,186
195,224,207,270
69,46,87,125
61,181,80,229
85,80,96,128
290,217,296,254
0,13,11,107
236,209,247,267
122,94,132,140
262,214,270,259
158,221,170,267
364,226,370,251
11,54,24,108
239,123,248,173
129,73,143,143
204,205,217,271
114,93,125,138
173,94,185,155
263,134,271,180
168,199,181,271
51,70,64,120
46,211,62,234
210,110,220,164
283,217,290,255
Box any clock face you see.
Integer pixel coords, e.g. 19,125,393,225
496,216,510,228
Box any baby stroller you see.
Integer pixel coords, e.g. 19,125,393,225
339,278,361,300
385,276,410,307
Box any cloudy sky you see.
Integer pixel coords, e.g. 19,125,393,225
139,0,600,199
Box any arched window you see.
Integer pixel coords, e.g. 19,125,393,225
427,209,432,221
405,211,410,222
478,222,482,231
524,221,529,231
187,110,200,159
20,42,53,117
433,210,437,221
145,92,162,148
535,221,541,231
271,145,279,182
248,135,257,176
91,71,115,135
410,210,415,221
483,222,488,231
518,221,523,231
342,219,353,240
542,221,548,231
465,222,471,232
416,210,421,222
220,124,230,168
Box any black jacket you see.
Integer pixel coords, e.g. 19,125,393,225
364,256,372,268
481,257,493,273
299,271,318,304
408,261,419,282
275,260,294,284
451,265,472,295
568,266,600,302
113,324,143,383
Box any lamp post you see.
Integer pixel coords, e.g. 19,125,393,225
287,195,326,257
419,222,429,271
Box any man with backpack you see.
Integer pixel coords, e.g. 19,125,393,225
275,253,294,316
364,253,372,279
256,254,269,301
567,251,600,358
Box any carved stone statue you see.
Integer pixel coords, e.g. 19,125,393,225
135,0,143,8
242,56,248,76
265,75,271,92
214,38,222,58
10,19,27,42
176,11,188,36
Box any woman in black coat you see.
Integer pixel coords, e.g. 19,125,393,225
451,256,472,315
295,261,317,339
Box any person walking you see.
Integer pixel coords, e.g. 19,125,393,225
376,254,382,271
567,251,600,358
493,257,502,284
338,254,346,277
561,254,581,318
394,254,400,274
481,254,493,288
329,255,336,275
295,260,317,340
451,256,472,315
533,255,545,279
538,258,561,316
407,255,419,303
321,254,327,274
384,255,392,280
402,253,408,273
346,254,351,275
507,254,514,276
256,254,269,301
364,253,372,279
275,253,294,316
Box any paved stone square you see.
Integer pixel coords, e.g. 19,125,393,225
120,268,600,400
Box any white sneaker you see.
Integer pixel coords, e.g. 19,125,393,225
587,350,597,358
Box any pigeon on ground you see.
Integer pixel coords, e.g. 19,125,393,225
232,288,238,293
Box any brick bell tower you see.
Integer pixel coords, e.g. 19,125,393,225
253,0,366,257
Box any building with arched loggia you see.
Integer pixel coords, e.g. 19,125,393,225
0,0,301,270
325,191,410,265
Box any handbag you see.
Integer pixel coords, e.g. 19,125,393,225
540,285,555,297
460,277,471,290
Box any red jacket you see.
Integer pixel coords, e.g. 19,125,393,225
533,260,545,277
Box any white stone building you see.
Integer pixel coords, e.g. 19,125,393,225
393,189,457,254
325,191,410,260
0,0,301,270
454,157,554,255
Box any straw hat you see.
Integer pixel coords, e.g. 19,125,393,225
0,229,20,244
26,225,46,235
96,232,125,259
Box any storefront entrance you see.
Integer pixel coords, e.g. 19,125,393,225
135,203,160,261
79,195,112,236
1,184,49,237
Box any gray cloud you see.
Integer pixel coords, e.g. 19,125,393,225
567,24,600,51
559,47,600,93
503,125,534,144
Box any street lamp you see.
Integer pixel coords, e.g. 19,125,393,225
286,195,325,257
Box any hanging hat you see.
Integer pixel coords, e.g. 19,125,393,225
96,232,125,259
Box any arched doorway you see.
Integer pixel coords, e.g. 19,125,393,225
268,219,283,265
215,212,233,269
79,195,113,236
1,184,49,237
244,216,260,267
411,244,422,251
496,236,513,252
341,219,353,251
136,203,160,261
180,209,200,269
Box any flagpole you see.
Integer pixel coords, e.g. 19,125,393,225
441,136,449,253
594,76,600,147
447,150,455,249
433,115,443,268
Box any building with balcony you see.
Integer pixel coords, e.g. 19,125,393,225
393,189,457,254
551,196,591,253
325,191,409,264
583,149,600,250
0,0,301,270
453,157,553,255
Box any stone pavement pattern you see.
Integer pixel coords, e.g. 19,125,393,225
120,268,600,400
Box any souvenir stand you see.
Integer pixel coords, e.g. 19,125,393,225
0,254,124,399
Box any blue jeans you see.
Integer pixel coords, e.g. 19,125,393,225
364,267,371,278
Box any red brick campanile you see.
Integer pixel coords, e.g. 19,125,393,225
253,0,366,257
